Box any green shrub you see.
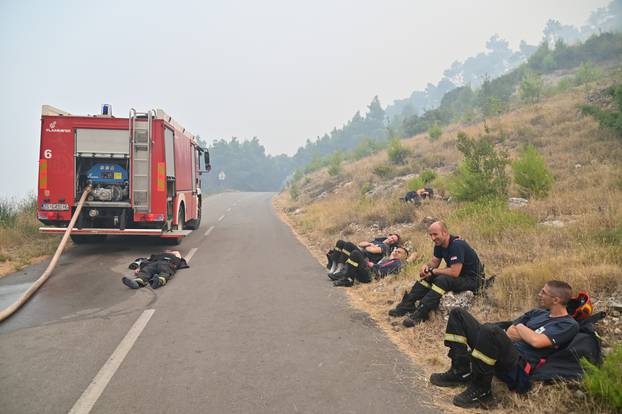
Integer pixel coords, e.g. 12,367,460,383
353,138,379,160
555,77,574,93
360,182,372,196
327,152,342,176
0,199,18,228
387,137,410,165
407,169,437,191
512,144,554,199
428,122,443,141
450,197,536,240
373,165,393,178
520,70,544,104
574,61,601,86
290,182,300,200
582,344,622,411
291,169,303,183
579,84,622,137
448,132,509,201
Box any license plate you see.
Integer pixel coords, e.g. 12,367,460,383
41,203,69,211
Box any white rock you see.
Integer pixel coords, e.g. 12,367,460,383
541,220,565,228
508,197,528,208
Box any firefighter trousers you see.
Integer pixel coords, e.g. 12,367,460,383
444,308,520,389
342,249,372,283
400,275,479,316
136,262,174,285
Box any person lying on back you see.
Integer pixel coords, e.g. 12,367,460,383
326,234,400,277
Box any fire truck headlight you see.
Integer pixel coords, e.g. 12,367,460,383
88,209,99,218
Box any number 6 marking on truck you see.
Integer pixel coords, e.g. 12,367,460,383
44,149,52,159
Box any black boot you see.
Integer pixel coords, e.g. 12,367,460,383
402,306,430,327
430,356,471,387
453,382,492,408
329,264,348,281
388,291,417,317
333,277,353,287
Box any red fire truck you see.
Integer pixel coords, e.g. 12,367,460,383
37,105,210,244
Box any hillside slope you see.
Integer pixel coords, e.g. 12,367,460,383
275,68,622,413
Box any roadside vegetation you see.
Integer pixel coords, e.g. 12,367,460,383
0,195,61,276
275,57,622,413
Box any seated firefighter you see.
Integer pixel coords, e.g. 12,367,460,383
332,245,410,287
122,251,189,289
326,233,400,277
389,221,483,327
430,280,580,409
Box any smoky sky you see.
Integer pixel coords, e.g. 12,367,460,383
0,0,609,198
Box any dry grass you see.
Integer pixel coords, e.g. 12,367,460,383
275,75,622,413
0,198,61,277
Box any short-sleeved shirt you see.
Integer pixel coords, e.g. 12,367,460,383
512,309,579,364
364,237,390,263
433,235,481,279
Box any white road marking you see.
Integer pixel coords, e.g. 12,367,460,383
68,309,156,414
218,215,225,222
185,247,198,263
204,225,215,237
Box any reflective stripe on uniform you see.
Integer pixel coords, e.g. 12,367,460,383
444,333,468,345
343,249,351,256
472,349,496,366
431,283,446,295
346,258,359,267
418,280,431,288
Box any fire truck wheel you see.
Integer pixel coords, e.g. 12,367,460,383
166,206,185,246
70,235,107,244
186,202,201,230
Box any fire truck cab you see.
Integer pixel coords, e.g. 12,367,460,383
37,105,211,244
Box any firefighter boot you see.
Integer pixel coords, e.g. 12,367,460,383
452,382,493,408
388,291,417,317
430,355,471,387
333,276,354,287
150,275,168,289
328,263,347,280
122,277,147,289
402,306,431,327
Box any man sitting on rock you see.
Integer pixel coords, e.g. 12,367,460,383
389,221,483,326
122,250,188,289
327,233,400,277
430,280,579,408
333,245,410,287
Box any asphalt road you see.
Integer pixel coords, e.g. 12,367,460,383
0,192,438,414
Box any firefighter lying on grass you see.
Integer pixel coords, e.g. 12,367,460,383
122,251,189,289
430,280,595,409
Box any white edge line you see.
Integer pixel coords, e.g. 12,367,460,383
69,309,156,414
204,225,214,237
218,215,225,222
185,247,198,263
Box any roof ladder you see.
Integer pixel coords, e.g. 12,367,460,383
130,109,153,213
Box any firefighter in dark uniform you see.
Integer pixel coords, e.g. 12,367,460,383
431,280,579,408
327,234,400,277
122,251,188,289
333,246,409,287
388,221,482,326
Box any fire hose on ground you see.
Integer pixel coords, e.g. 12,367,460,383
0,185,92,323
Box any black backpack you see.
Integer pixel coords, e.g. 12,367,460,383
530,311,605,382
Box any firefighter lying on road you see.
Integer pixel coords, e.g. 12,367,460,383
430,280,579,408
122,250,189,289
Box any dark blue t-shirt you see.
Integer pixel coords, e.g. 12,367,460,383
433,235,481,279
512,309,579,364
364,237,390,263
